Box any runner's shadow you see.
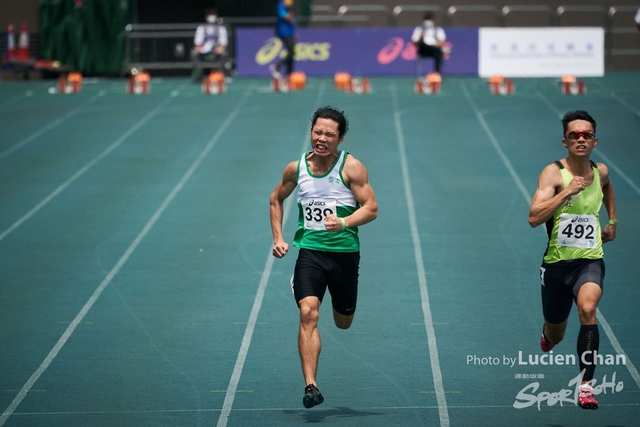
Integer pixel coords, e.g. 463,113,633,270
283,406,385,423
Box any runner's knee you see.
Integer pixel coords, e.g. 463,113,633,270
299,300,320,325
333,310,353,329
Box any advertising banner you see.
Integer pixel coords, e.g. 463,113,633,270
478,28,605,78
236,27,478,77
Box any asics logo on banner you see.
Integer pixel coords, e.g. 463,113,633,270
256,38,330,65
571,217,589,223
377,38,453,65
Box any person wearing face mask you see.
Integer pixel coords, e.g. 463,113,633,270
192,8,228,82
269,0,297,78
411,12,446,75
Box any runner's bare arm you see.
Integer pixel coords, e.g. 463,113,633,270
599,163,617,243
270,161,298,257
325,155,378,232
528,164,584,228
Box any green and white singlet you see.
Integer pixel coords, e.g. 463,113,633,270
293,151,360,252
544,160,604,263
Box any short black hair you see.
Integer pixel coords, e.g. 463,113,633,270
310,106,349,137
562,110,596,135
205,7,218,16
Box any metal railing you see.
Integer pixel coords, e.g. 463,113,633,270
391,5,443,27
125,23,206,70
500,5,553,27
607,5,640,65
337,5,394,26
445,5,499,27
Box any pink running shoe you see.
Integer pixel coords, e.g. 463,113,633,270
540,331,555,352
578,386,598,410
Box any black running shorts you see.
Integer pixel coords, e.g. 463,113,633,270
292,248,360,316
540,258,605,324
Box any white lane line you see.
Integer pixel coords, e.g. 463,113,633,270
390,84,450,427
597,308,640,389
465,84,640,392
461,84,531,203
216,84,327,427
609,91,640,117
593,149,640,197
8,400,640,417
589,78,640,117
0,93,103,161
0,88,180,243
0,85,254,427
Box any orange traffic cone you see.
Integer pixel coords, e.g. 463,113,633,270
334,72,351,90
16,21,30,61
288,71,306,91
127,71,151,94
202,71,226,94
5,24,15,63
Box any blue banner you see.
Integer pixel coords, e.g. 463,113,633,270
236,27,479,77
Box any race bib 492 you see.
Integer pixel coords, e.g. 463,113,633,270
556,214,597,248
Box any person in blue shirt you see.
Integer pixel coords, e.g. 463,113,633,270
269,0,297,78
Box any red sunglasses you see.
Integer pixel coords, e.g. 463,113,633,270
564,131,596,140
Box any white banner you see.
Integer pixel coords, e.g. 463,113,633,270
479,27,604,77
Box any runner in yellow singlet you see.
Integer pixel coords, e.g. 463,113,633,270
528,110,617,410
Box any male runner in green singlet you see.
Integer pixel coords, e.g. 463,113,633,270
528,110,617,410
269,106,378,408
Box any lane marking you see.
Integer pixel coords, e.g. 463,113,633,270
460,84,530,204
420,391,461,394
0,93,103,161
391,84,450,427
11,401,639,416
215,84,327,427
589,78,640,117
0,85,254,427
0,94,172,243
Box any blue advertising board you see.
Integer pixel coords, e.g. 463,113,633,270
236,27,479,77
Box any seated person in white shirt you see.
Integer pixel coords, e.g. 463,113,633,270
192,8,228,81
411,12,446,74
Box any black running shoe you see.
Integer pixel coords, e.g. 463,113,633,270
303,384,324,408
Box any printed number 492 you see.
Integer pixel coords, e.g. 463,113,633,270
561,223,594,239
